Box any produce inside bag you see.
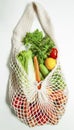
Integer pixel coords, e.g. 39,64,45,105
17,29,58,83
10,29,67,127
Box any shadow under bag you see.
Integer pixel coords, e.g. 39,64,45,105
8,2,68,127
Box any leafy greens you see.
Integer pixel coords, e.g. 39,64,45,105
22,29,55,64
17,50,36,81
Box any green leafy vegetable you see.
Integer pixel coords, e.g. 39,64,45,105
22,29,55,64
17,50,36,81
22,29,43,44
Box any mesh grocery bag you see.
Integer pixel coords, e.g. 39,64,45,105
8,2,68,127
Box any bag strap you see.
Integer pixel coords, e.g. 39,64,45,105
32,2,54,38
12,2,54,45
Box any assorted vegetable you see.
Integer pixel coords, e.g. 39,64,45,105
13,29,67,125
22,29,55,64
17,29,58,84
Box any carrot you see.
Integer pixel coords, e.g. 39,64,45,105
34,56,40,82
34,56,41,89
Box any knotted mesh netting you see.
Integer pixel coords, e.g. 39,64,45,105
8,47,68,127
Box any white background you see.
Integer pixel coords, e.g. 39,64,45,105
0,0,74,129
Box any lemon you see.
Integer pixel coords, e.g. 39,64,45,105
45,58,56,70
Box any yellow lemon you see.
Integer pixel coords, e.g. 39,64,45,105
45,58,56,70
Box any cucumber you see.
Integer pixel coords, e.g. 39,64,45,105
40,72,44,80
40,64,49,77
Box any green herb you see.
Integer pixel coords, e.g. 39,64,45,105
22,29,43,45
22,29,55,64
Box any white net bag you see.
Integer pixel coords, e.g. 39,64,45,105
8,2,68,127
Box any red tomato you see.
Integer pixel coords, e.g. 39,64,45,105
27,102,48,126
11,94,27,119
50,48,58,59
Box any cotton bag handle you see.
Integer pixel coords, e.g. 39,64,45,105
12,2,54,45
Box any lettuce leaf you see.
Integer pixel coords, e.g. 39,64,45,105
22,29,55,64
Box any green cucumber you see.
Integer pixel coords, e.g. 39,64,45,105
40,72,44,80
40,64,49,77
